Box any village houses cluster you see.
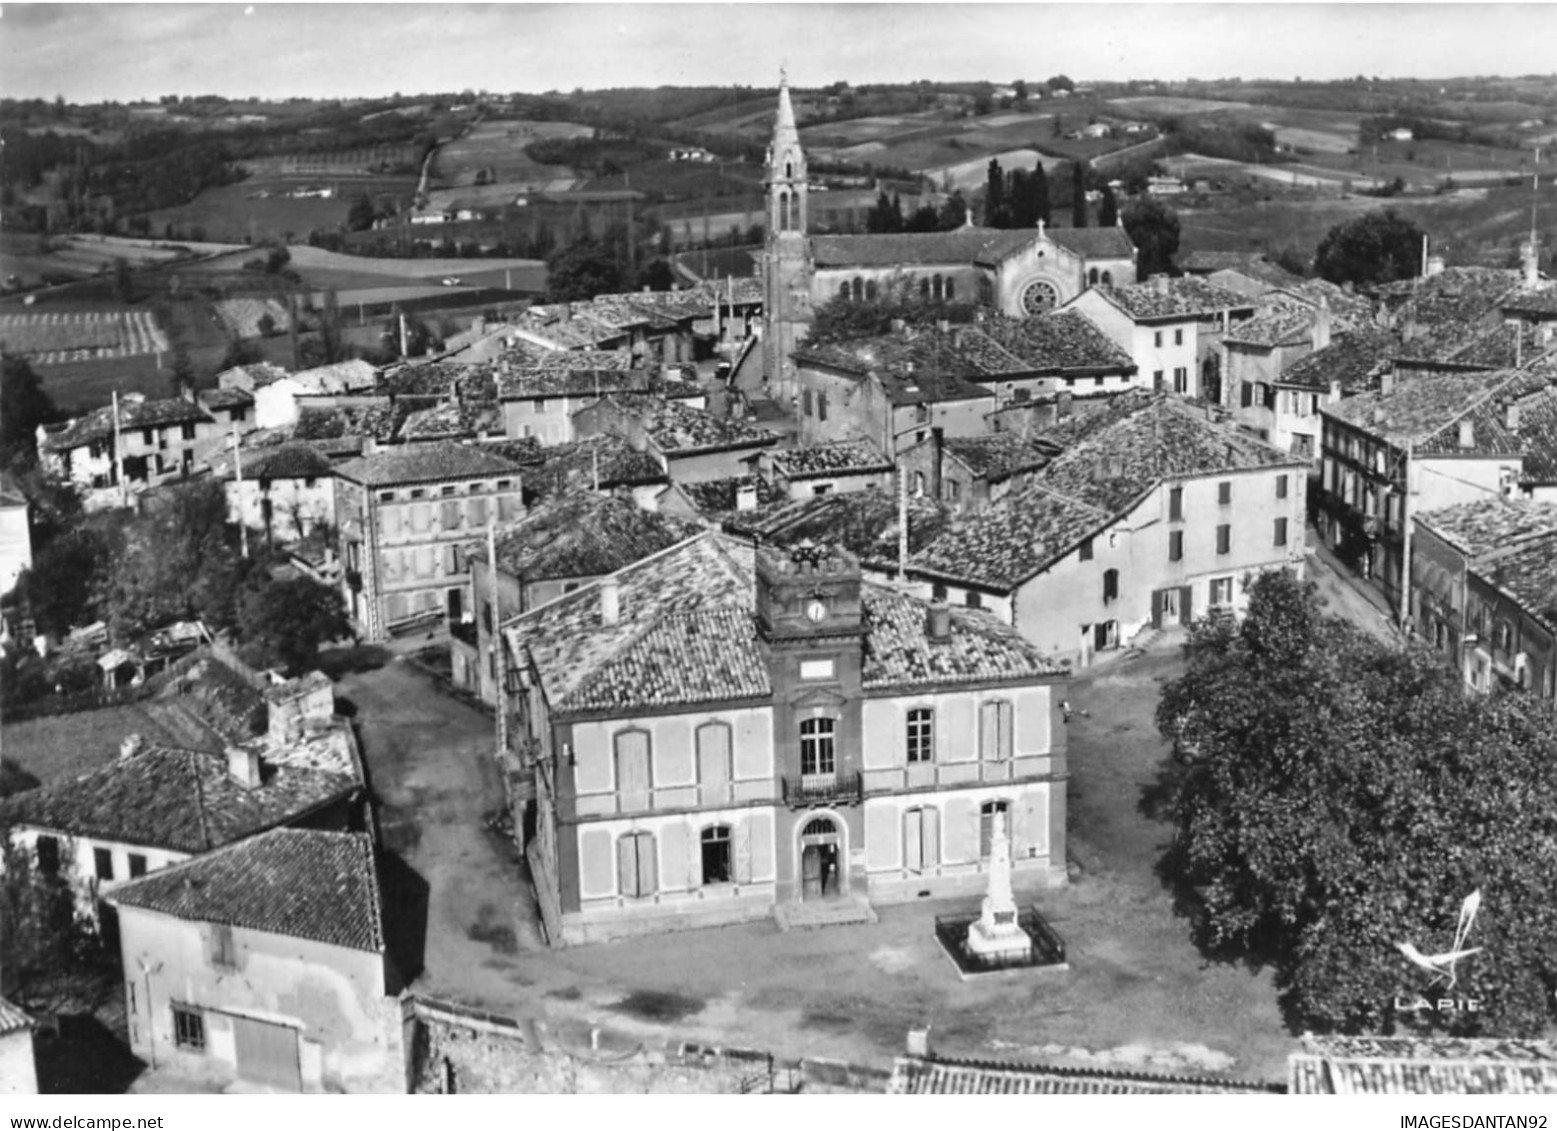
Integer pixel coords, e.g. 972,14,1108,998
5,81,1557,1094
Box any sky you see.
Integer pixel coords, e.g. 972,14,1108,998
3,3,1557,104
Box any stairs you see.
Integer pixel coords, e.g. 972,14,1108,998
772,897,878,933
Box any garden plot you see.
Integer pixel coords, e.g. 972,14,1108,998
0,310,169,364
213,296,293,339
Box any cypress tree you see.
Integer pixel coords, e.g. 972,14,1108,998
1072,161,1088,228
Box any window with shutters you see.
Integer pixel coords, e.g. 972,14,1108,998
1216,524,1231,555
1218,481,1231,505
172,1005,206,1052
1079,537,1093,561
207,923,237,972
441,500,461,530
1276,474,1289,499
817,392,828,422
617,831,657,898
696,721,733,804
979,800,1011,858
1210,576,1234,606
1154,330,1163,348
1102,568,1119,604
1174,328,1184,346
1274,517,1288,546
35,836,60,875
904,807,941,873
979,700,1012,762
410,503,431,534
802,389,813,416
93,846,114,881
614,729,652,812
128,853,147,879
1169,486,1183,522
470,497,489,527
700,825,733,884
906,708,934,764
966,591,982,609
1169,530,1183,562
799,717,836,775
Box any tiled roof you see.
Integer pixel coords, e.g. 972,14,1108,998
943,432,1053,481
476,492,698,581
1417,498,1557,625
1180,250,1278,274
1290,1035,1557,1095
198,387,255,411
496,367,652,399
1046,226,1137,261
793,325,1028,382
911,395,1299,590
1092,277,1254,322
498,345,632,373
506,532,1061,717
0,998,33,1036
107,829,385,954
771,439,892,479
676,474,785,518
1502,288,1557,318
1512,385,1557,485
810,228,1035,269
875,369,997,407
502,433,667,500
1279,329,1401,392
724,490,953,572
399,401,503,441
1322,367,1543,452
607,395,780,454
1224,304,1323,349
224,442,334,482
289,359,377,393
334,441,520,487
40,397,213,452
978,310,1136,373
1269,279,1377,324
294,401,410,443
890,1054,1277,1094
380,361,498,400
216,362,290,390
1378,267,1521,325
0,744,358,855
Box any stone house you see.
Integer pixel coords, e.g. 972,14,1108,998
0,475,32,596
37,394,219,503
898,431,1055,516
502,533,1069,945
214,442,336,547
106,829,403,1092
763,439,895,499
571,395,780,484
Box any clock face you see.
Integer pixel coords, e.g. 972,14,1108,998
805,600,828,623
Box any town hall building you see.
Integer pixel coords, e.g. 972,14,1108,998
759,81,1138,401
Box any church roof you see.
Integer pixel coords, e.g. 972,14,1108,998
810,229,1034,270
1045,226,1137,261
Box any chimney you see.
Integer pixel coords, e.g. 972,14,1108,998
1458,419,1475,449
119,733,144,761
1520,240,1539,289
363,435,379,456
227,744,262,790
1506,402,1521,433
1328,379,1342,401
1153,274,1170,296
600,575,621,625
926,601,953,643
1312,298,1332,352
906,1027,935,1059
1381,370,1396,397
735,482,759,512
1425,254,1446,278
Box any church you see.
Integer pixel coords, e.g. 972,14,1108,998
760,81,1139,399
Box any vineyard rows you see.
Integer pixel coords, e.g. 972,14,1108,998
2,311,170,364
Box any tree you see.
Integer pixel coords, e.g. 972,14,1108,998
237,576,351,675
1046,74,1075,92
1122,197,1181,278
545,235,626,302
1071,161,1088,228
113,256,134,304
11,524,103,635
1155,571,1557,1037
937,191,969,231
169,340,195,399
1013,79,1029,105
0,830,98,1004
346,193,376,232
1314,208,1426,287
1099,184,1119,228
866,191,904,234
985,158,1007,227
0,357,58,469
635,258,677,292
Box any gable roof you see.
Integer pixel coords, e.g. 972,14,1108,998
1279,329,1401,393
499,433,667,501
1290,1034,1557,1095
223,442,335,482
0,744,359,855
107,828,385,954
942,432,1054,481
474,492,698,582
600,395,780,455
1321,367,1548,453
810,228,1035,269
675,474,785,519
334,441,521,487
978,310,1136,373
793,324,1028,382
40,397,214,453
1086,277,1254,323
890,1053,1277,1095
505,532,1062,717
1045,225,1137,261
724,490,953,573
770,439,893,480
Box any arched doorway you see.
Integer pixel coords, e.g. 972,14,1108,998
799,815,844,901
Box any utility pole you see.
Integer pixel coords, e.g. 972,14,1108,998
232,423,249,561
897,466,908,585
487,517,508,758
1399,438,1414,632
111,389,126,509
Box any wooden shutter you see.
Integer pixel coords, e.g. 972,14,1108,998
942,795,977,864
686,825,703,888
498,494,522,523
864,802,898,871
637,832,657,895
659,821,688,892
733,819,753,884
980,701,1012,761
470,496,489,527
697,724,731,803
1015,791,1048,861
617,834,639,897
416,546,436,578
382,505,402,536
904,808,922,872
998,702,1012,760
441,500,461,530
614,731,651,812
578,828,614,897
748,811,774,882
922,806,941,867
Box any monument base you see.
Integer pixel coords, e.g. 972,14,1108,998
965,920,1033,962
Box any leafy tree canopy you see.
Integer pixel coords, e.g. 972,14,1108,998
545,234,627,302
237,576,350,675
807,286,979,346
1122,197,1181,278
1155,570,1557,1037
1,357,59,469
1314,208,1425,288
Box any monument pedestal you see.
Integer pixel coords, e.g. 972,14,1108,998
965,819,1032,961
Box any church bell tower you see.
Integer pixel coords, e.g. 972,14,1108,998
762,77,812,401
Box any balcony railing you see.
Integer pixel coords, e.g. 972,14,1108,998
781,770,863,808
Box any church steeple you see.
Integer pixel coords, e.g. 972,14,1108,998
766,77,808,236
